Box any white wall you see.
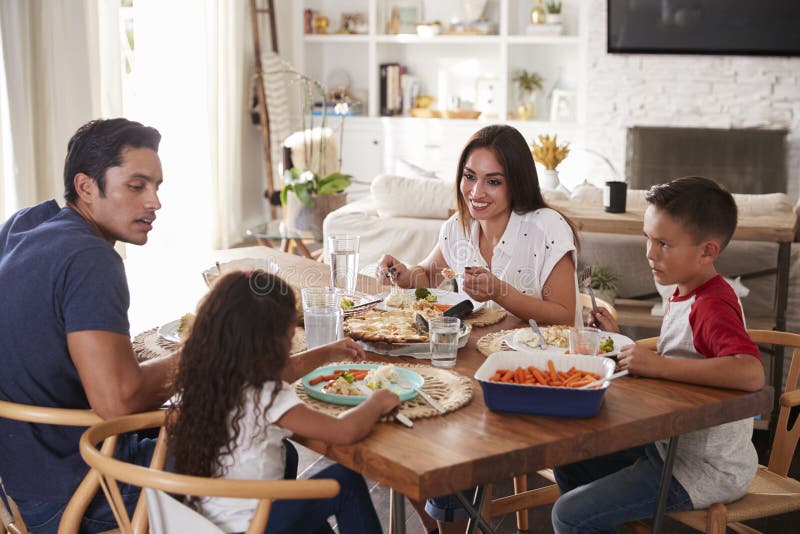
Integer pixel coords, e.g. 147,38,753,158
583,0,800,201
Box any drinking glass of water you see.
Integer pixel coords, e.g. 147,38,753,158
301,287,342,349
328,235,360,293
429,316,461,368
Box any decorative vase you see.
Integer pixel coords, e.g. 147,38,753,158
516,89,537,120
539,169,560,190
530,0,546,24
285,192,347,241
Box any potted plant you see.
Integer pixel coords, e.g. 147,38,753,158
272,61,353,240
511,69,544,120
530,133,569,190
545,0,563,25
589,265,619,305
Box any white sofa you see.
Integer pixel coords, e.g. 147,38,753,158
324,174,800,337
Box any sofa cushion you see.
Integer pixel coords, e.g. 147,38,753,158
370,174,456,219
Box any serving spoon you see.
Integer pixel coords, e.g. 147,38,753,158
579,369,629,389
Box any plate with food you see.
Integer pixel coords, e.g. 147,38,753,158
344,308,472,346
377,287,484,314
301,363,424,406
504,326,633,358
157,313,194,343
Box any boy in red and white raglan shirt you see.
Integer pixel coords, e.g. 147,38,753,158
552,176,765,533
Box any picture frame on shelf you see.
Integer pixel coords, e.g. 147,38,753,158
341,12,367,34
550,89,576,122
385,0,422,34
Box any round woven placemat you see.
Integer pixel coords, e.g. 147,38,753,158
133,327,308,362
463,306,507,327
476,329,523,357
293,362,473,420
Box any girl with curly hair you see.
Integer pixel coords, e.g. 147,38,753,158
167,270,399,533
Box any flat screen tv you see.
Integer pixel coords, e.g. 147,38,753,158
608,0,800,56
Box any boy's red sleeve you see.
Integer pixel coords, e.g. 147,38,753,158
689,295,760,360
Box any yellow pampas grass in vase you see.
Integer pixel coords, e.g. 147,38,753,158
531,134,570,191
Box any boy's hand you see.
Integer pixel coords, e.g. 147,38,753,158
324,338,366,361
588,307,620,333
616,344,663,377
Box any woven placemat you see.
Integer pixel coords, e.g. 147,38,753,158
293,362,473,420
476,329,522,357
463,306,507,327
133,327,308,362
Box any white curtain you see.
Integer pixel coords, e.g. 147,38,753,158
0,0,121,220
125,0,246,253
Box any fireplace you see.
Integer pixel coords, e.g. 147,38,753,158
626,126,788,194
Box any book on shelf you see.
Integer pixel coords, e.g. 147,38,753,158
380,63,402,116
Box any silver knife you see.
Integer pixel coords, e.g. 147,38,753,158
356,383,413,428
348,296,385,311
528,319,547,350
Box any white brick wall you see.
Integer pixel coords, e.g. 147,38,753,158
584,0,800,201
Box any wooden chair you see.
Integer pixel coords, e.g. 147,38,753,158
79,410,341,534
481,293,620,530
0,400,105,534
580,292,618,320
630,329,800,533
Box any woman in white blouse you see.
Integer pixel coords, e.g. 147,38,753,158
379,124,580,326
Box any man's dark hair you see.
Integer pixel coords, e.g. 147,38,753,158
645,176,738,250
63,118,161,203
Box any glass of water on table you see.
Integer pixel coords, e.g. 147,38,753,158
301,287,342,349
429,316,461,368
328,235,360,292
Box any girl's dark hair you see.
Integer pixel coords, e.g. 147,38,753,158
454,124,578,245
645,176,738,250
63,118,161,203
166,270,296,481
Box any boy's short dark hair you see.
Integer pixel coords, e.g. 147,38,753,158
63,118,161,203
645,176,738,250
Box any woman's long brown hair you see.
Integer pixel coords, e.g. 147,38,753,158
455,124,578,245
166,270,296,480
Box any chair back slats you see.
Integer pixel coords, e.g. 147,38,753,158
80,410,340,533
245,500,272,534
131,426,169,534
749,331,800,476
0,400,102,534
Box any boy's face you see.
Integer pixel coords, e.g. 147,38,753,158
643,205,714,290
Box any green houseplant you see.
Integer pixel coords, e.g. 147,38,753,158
590,265,619,304
268,60,353,239
512,70,544,120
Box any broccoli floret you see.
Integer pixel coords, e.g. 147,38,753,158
415,287,431,299
599,337,614,354
340,297,354,311
341,371,355,383
425,294,438,302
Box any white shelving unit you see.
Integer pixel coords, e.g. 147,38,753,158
290,0,586,183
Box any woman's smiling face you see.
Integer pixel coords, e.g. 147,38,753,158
459,147,511,224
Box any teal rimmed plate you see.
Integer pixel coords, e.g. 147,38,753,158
301,363,424,406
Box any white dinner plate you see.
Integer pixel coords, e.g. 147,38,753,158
157,319,182,344
375,288,485,313
504,329,634,358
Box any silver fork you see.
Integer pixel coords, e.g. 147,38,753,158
580,266,599,317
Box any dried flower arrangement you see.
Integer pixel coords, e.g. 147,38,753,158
530,133,570,170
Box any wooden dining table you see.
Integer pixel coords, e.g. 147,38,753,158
212,246,773,534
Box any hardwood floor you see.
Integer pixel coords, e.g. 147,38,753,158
293,428,799,533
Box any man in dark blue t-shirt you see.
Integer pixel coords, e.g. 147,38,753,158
0,118,180,533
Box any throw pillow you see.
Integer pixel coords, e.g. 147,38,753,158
371,174,455,219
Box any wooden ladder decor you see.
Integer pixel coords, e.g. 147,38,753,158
249,0,279,220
